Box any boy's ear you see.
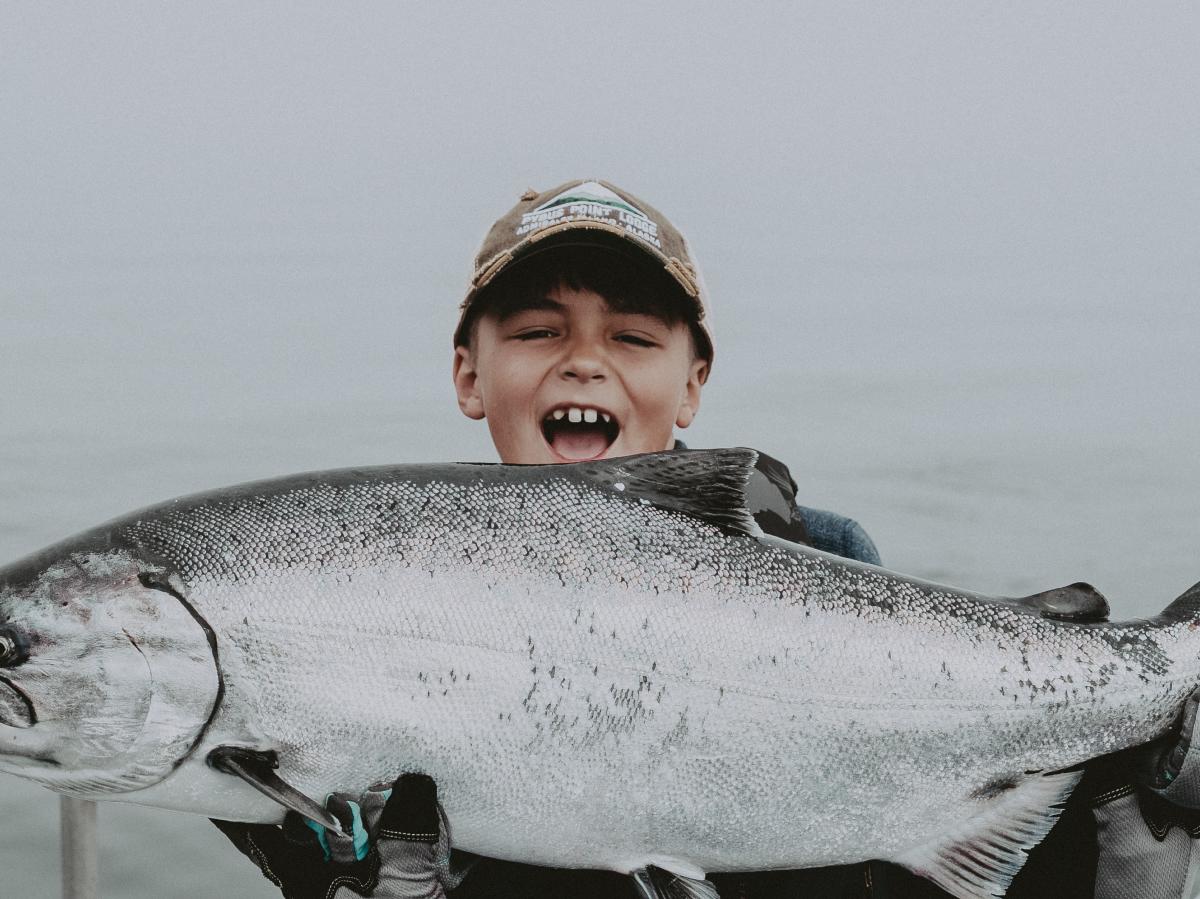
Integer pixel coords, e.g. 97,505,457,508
675,357,709,429
452,346,486,420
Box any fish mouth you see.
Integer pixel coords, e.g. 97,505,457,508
540,403,621,462
0,676,35,729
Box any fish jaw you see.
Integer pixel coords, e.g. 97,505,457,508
0,548,220,797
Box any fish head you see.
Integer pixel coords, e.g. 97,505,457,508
0,546,219,797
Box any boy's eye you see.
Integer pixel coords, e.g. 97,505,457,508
615,334,656,347
513,329,557,340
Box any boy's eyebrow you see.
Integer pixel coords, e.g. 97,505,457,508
495,297,568,321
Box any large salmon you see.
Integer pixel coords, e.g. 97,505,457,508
0,449,1195,899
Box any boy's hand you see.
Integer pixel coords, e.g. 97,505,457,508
1139,688,1200,809
212,773,454,899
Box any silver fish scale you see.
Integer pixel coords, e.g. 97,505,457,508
113,465,1196,873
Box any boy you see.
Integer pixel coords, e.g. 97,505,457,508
218,180,1200,898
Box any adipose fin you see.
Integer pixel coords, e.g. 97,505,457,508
1009,582,1110,622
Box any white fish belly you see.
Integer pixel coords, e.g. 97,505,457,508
186,557,1185,873
112,471,1194,873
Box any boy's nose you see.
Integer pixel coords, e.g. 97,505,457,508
558,348,606,381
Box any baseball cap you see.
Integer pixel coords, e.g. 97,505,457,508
454,179,713,365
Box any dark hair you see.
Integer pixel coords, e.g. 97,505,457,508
463,243,705,358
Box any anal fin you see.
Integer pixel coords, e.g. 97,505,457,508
207,745,345,835
893,769,1081,899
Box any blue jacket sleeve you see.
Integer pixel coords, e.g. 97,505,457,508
795,505,881,566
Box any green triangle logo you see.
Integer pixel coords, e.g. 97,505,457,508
534,181,649,220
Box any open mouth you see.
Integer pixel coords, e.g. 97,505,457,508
541,404,620,462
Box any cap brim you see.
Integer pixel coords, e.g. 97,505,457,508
455,226,706,351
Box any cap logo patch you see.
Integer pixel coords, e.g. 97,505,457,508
516,180,661,249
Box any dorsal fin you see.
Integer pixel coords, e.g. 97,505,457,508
570,448,762,538
893,769,1081,899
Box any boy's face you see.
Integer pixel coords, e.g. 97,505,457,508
453,284,708,465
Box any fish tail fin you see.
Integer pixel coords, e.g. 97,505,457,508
1155,581,1200,626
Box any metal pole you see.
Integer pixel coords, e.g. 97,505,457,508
61,796,98,899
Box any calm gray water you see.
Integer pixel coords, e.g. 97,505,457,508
2,4,1197,896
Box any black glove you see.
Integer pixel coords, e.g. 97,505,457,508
213,773,453,899
1139,687,1200,814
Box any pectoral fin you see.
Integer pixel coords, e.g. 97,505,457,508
207,745,345,835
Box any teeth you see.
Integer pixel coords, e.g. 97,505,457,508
548,406,613,425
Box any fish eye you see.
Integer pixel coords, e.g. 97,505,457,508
0,629,28,668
